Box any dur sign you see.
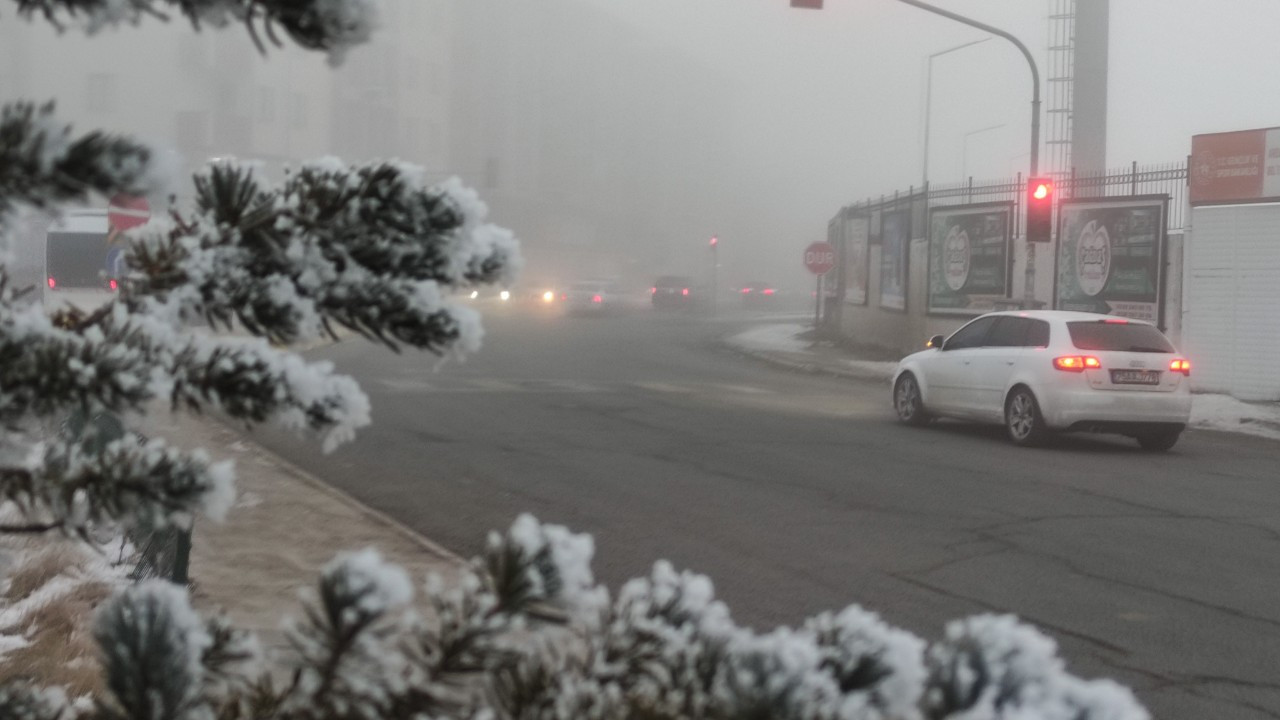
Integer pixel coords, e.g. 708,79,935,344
1053,197,1169,327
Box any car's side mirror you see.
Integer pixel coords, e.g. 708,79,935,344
927,334,946,350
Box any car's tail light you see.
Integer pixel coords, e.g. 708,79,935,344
741,287,752,294
592,294,602,303
1170,358,1191,376
109,279,118,291
650,287,657,294
763,288,775,295
1103,317,1129,324
682,288,689,296
1054,355,1102,372
46,276,55,289
561,293,568,301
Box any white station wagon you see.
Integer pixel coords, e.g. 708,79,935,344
891,310,1193,450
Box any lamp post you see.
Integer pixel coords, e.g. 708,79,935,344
923,37,991,186
896,0,1042,308
961,123,1006,180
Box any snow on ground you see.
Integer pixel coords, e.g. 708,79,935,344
1189,393,1280,440
729,323,810,353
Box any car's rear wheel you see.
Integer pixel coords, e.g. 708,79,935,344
894,374,930,426
1136,428,1181,452
1005,387,1048,447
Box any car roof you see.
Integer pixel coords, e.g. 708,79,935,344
978,309,1156,326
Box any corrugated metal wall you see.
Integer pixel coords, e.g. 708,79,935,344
1184,204,1280,401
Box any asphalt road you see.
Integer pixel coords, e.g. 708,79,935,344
254,305,1280,720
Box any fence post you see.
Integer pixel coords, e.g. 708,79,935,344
1131,160,1138,195
172,529,192,585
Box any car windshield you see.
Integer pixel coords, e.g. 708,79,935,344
1067,321,1175,353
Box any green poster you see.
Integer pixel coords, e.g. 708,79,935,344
927,203,1012,316
1055,198,1166,325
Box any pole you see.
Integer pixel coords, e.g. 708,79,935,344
814,274,823,333
710,241,718,316
895,0,1042,307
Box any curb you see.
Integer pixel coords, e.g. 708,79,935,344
723,340,894,384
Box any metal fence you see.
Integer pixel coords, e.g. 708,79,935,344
840,159,1190,236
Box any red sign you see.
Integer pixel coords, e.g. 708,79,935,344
1190,127,1280,205
108,194,151,231
804,241,837,275
791,0,823,7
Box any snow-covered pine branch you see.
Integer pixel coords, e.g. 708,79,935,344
0,102,162,224
124,159,520,354
72,517,1149,720
8,0,378,64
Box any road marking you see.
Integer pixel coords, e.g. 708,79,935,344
377,378,435,393
634,382,695,394
716,384,774,395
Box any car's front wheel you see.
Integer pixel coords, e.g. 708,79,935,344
1136,428,1181,452
894,374,930,426
1005,387,1048,447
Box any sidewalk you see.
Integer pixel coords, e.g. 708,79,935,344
725,322,1280,441
141,411,463,654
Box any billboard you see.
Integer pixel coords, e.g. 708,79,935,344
1190,127,1280,205
926,202,1013,316
843,212,869,305
878,209,909,311
1054,196,1168,326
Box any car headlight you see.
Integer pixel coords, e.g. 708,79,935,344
469,290,479,300
499,290,510,301
542,290,555,302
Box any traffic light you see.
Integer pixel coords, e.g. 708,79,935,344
1026,177,1053,243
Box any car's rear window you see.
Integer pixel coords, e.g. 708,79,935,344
1067,321,1175,353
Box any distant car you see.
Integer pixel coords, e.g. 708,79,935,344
46,209,119,292
562,280,621,314
739,280,777,307
651,275,694,310
891,310,1192,451
464,288,513,304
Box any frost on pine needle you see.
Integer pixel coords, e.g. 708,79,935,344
804,605,927,720
0,683,68,720
485,514,608,625
94,580,212,720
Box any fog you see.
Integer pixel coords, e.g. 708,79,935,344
5,0,1280,295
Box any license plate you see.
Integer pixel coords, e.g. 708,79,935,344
1111,369,1161,385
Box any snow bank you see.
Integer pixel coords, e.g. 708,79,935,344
1189,393,1280,440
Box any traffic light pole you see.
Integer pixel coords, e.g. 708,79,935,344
895,0,1042,307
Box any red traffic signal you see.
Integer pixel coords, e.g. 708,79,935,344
1026,177,1054,243
709,235,719,247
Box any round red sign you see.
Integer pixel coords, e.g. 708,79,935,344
108,194,151,231
804,241,837,275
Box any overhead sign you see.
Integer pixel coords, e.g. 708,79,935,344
108,194,151,231
879,209,909,311
1054,196,1169,327
1190,127,1280,205
927,203,1013,316
804,241,836,275
790,0,823,8
843,212,869,306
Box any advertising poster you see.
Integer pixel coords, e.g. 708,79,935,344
844,213,869,305
926,203,1012,316
1054,197,1168,325
879,209,909,311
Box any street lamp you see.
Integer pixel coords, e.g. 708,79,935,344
960,123,1006,180
923,37,991,186
896,0,1043,307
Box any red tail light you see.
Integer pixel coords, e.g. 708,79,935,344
763,288,775,295
741,287,752,294
650,287,657,294
682,288,689,296
592,294,602,303
561,293,567,300
1103,317,1129,324
1054,356,1102,372
1169,358,1191,376
108,279,118,291
46,276,56,289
